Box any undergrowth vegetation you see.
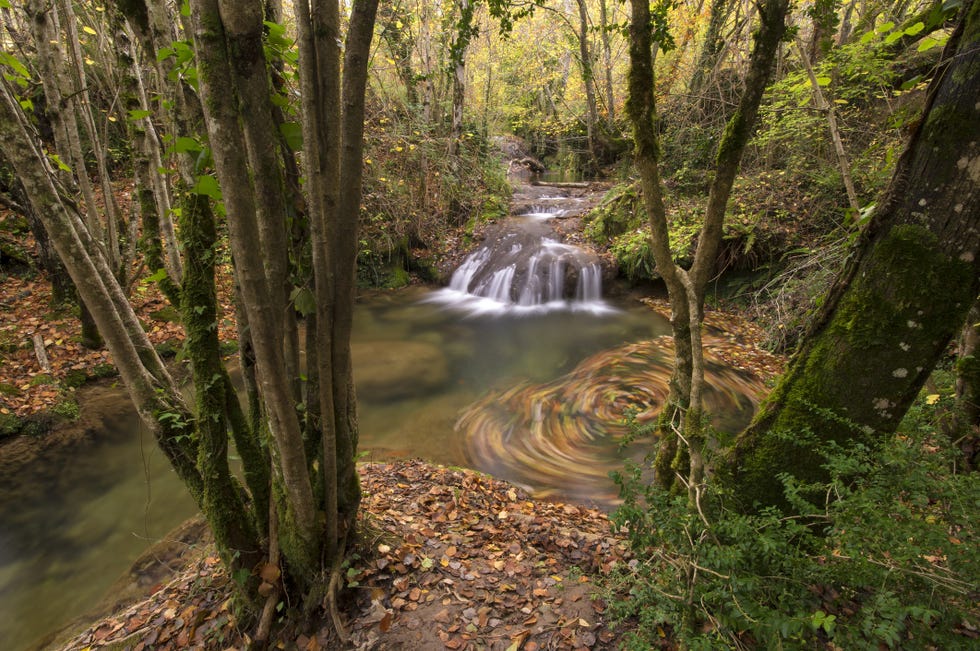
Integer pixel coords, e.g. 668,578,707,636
358,108,510,288
607,381,979,650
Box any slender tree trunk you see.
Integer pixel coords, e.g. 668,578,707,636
599,0,616,127
449,0,470,157
334,0,379,527
728,3,980,510
797,40,861,215
953,300,980,467
575,0,599,168
0,77,202,500
58,0,124,275
628,0,789,492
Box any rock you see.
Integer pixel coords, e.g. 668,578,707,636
353,340,449,401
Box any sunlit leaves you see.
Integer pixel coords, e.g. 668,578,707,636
192,174,221,200
0,51,31,89
127,108,153,121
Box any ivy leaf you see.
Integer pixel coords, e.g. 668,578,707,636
146,268,169,283
278,121,303,151
290,287,317,316
917,36,945,52
48,153,72,173
128,109,153,121
903,21,925,36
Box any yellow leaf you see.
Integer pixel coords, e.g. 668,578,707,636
395,20,403,29
925,394,940,405
84,57,95,66
82,26,97,35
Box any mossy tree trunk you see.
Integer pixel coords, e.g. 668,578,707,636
726,2,980,511
575,0,599,169
627,0,789,497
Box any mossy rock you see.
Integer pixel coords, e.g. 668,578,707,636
0,411,23,438
583,182,644,242
353,340,449,401
62,369,89,389
20,411,61,437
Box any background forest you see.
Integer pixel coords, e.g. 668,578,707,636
0,0,977,649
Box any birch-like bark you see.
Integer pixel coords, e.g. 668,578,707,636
58,0,123,274
0,78,202,498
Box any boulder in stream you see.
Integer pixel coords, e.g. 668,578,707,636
352,340,450,400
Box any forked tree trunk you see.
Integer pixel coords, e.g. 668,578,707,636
727,2,980,511
627,0,789,493
191,0,319,577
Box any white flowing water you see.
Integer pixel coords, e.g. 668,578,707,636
427,208,612,316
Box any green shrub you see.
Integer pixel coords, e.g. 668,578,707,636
608,409,979,649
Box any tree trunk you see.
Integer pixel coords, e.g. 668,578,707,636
727,3,980,511
797,39,861,215
575,0,599,168
627,0,789,493
191,0,319,577
449,0,470,157
598,0,616,127
688,0,736,98
954,300,980,467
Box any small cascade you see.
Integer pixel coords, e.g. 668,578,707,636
522,205,568,220
427,226,612,315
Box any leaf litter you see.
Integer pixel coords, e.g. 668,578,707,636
60,459,634,650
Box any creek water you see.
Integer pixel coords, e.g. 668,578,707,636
0,192,764,649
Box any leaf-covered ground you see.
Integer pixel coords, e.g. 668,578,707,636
57,460,635,651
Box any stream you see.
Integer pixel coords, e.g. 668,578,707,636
0,184,766,650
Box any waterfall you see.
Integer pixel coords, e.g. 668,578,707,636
427,232,612,316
